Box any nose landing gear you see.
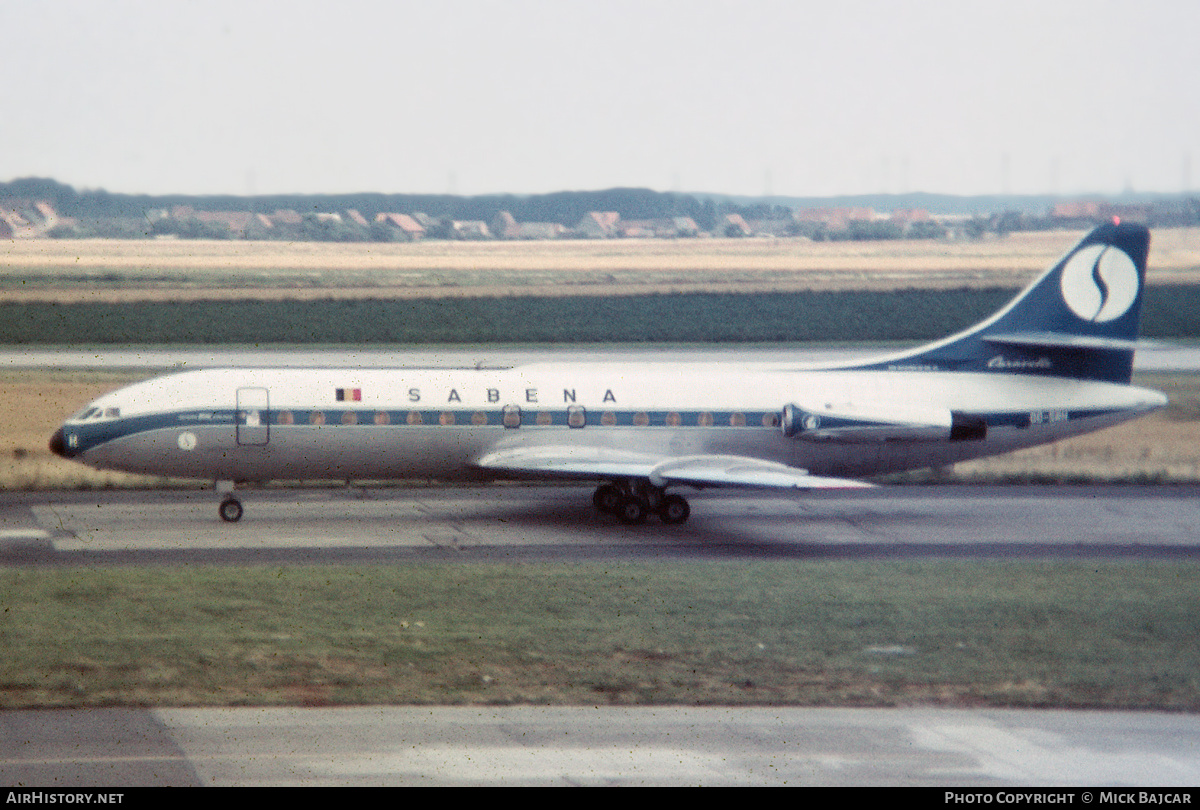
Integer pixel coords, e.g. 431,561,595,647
215,480,243,522
218,497,244,522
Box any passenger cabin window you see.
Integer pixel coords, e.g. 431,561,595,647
503,405,521,428
567,405,586,428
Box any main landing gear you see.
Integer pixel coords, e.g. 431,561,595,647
592,482,691,525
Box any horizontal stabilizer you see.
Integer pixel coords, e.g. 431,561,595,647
983,332,1146,351
474,446,871,491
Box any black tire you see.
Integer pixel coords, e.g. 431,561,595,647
658,494,690,524
219,498,244,522
615,496,647,525
592,484,622,513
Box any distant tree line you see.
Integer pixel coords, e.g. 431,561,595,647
2,177,794,236
4,177,1200,242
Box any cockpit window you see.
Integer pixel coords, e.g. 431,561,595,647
69,406,121,422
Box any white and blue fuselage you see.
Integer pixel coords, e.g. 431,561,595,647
54,362,1163,482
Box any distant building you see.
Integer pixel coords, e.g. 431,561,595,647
576,211,620,238
0,200,66,237
795,207,876,230
716,213,751,237
617,218,695,238
492,211,567,239
672,217,701,237
746,218,794,237
451,220,491,239
375,213,426,240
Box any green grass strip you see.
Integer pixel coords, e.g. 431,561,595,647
2,286,1199,343
3,561,1199,709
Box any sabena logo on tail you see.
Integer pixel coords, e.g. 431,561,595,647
1059,243,1140,323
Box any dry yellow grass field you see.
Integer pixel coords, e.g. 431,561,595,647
5,370,1198,490
4,228,1199,302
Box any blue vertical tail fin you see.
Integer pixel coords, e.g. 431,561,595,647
853,223,1151,383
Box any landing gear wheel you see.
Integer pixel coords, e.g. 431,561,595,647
658,494,690,525
219,498,244,523
615,496,648,525
593,484,622,513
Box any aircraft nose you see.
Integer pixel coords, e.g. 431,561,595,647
49,427,68,458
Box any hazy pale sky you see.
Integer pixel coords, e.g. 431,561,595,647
5,0,1198,198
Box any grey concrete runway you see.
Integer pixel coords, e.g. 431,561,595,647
3,705,1200,786
3,484,1200,565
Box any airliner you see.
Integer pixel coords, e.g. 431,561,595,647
50,222,1167,524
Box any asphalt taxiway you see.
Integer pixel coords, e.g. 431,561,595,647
2,484,1199,565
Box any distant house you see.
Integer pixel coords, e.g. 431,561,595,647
169,205,256,237
616,218,689,238
192,211,255,237
576,211,620,238
451,220,491,239
375,213,426,240
672,217,701,237
492,211,520,239
795,207,876,230
716,213,751,237
515,222,567,239
746,218,794,237
493,211,567,240
271,209,303,226
0,199,64,238
891,208,931,224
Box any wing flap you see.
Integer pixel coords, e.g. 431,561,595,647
474,446,658,480
648,455,872,490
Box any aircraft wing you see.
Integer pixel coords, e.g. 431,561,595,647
473,447,872,491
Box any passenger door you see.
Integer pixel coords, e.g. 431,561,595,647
236,387,270,446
